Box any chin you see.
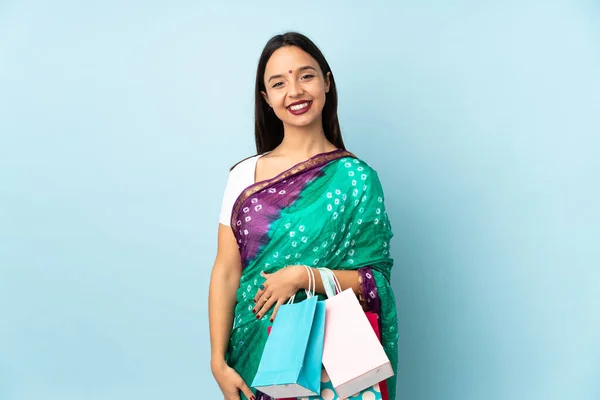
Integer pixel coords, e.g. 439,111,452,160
283,110,324,129
285,117,320,129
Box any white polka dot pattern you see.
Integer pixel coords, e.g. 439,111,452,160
305,369,383,399
322,388,335,400
361,391,376,400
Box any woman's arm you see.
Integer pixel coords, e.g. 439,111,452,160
208,224,241,365
252,267,360,321
308,268,359,295
209,224,255,400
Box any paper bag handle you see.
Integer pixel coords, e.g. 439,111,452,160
317,268,342,298
287,265,316,304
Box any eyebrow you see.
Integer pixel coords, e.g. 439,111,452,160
267,66,317,83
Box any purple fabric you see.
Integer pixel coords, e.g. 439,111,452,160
232,168,323,269
255,392,294,400
255,392,274,400
358,267,381,315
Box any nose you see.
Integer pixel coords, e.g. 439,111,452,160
288,79,304,97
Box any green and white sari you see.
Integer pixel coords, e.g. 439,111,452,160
226,150,398,400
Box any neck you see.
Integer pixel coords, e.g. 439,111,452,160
278,119,336,159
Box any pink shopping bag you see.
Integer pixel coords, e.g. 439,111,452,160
319,269,394,399
300,312,388,400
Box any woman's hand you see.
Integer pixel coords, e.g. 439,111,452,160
211,359,255,400
253,266,306,322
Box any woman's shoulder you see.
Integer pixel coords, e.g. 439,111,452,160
229,153,262,174
331,152,386,193
334,152,379,175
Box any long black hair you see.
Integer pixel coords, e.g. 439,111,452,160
254,32,345,154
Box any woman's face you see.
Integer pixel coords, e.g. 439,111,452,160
261,46,331,130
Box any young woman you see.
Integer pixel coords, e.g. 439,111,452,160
209,32,398,400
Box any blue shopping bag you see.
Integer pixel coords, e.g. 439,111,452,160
252,267,326,398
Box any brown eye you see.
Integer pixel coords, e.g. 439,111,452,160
302,74,314,80
272,82,283,88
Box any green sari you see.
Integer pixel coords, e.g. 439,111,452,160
226,150,398,399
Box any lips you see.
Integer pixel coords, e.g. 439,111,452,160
286,100,313,115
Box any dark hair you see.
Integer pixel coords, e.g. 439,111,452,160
254,32,345,154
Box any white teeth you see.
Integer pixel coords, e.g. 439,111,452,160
289,102,309,111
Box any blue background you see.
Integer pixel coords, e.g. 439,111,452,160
1,1,599,399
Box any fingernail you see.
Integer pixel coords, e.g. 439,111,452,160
256,315,260,319
252,309,256,314
270,318,273,322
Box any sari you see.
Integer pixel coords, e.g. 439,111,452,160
226,149,398,400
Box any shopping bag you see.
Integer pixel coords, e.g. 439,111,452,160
299,316,387,400
301,286,388,400
365,312,389,400
264,326,302,400
317,268,394,399
252,266,325,398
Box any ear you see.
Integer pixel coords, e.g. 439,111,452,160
325,72,331,93
261,90,271,107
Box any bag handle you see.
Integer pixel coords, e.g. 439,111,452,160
317,268,342,298
318,268,336,298
304,265,316,298
287,265,316,304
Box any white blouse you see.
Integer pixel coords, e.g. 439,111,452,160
219,154,262,226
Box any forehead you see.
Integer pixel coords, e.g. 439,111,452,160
264,46,321,76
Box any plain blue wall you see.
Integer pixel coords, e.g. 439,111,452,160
1,1,598,399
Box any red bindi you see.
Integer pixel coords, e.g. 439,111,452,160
288,70,293,74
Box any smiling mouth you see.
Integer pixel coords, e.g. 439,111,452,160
287,101,312,111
